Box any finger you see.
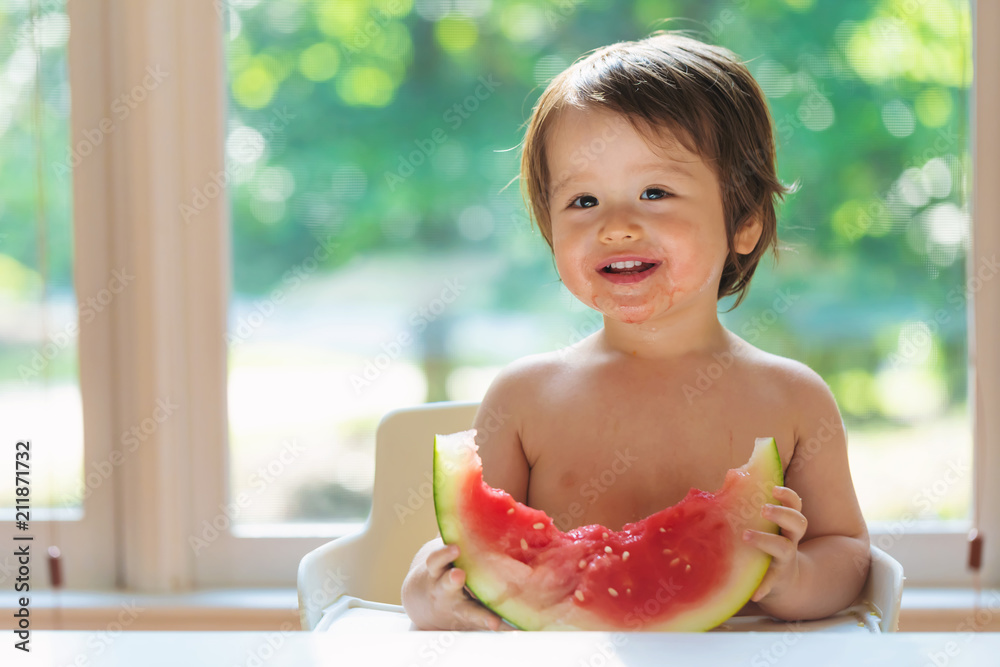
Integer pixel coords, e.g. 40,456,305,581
426,544,460,577
442,567,466,591
455,600,502,631
752,571,775,602
762,505,808,542
744,529,795,563
771,486,803,511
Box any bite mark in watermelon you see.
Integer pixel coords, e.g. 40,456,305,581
433,430,784,631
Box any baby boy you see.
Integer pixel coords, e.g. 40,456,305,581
401,31,870,631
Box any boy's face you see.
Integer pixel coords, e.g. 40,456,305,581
545,106,759,326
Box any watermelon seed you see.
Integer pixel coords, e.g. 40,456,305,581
578,559,587,569
604,546,613,554
670,557,681,567
575,590,585,602
622,551,630,561
520,538,528,550
626,588,632,595
533,522,544,529
602,532,609,540
685,564,691,573
608,588,618,597
662,548,673,556
507,508,514,515
659,527,666,533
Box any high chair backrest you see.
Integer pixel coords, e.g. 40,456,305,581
297,400,479,630
863,544,905,632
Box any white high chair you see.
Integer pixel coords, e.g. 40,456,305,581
297,401,905,633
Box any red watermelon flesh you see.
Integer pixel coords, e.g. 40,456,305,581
433,430,783,631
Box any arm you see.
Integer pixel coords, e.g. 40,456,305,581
746,364,870,621
400,360,533,629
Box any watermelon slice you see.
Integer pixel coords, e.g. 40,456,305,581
433,430,784,631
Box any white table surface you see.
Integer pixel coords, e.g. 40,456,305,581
4,631,999,666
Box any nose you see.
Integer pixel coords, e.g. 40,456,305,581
599,208,642,243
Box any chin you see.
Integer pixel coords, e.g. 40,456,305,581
609,306,657,324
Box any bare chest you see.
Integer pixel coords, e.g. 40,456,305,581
520,369,791,531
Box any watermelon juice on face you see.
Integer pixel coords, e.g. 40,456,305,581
401,31,871,632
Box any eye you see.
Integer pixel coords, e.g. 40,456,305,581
570,195,599,209
640,188,671,200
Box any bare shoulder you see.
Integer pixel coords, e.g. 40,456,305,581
731,338,842,437
477,349,571,406
472,350,569,498
742,345,831,393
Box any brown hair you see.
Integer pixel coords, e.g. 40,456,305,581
519,31,793,307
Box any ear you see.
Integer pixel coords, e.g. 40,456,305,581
734,214,763,255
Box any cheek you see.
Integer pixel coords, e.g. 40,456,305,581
551,228,586,269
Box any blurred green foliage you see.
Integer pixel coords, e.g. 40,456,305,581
0,0,974,427
221,0,972,426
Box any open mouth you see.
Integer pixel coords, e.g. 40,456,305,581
601,261,658,275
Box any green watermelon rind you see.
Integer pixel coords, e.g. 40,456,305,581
433,431,784,632
433,435,530,630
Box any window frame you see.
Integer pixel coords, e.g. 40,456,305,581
0,0,117,591
35,0,1000,591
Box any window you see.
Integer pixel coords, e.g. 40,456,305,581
0,2,80,515
214,0,986,587
8,0,995,592
0,0,116,589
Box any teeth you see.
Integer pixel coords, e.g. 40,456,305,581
607,260,645,270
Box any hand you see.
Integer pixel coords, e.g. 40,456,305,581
400,539,514,631
743,485,807,604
